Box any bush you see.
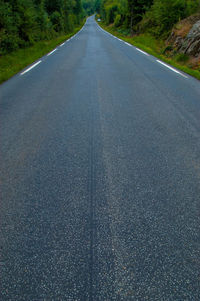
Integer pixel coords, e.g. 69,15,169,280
50,11,64,32
175,53,189,63
150,0,187,36
185,0,200,16
66,14,75,32
161,45,173,54
114,14,121,27
105,4,118,25
0,2,20,53
0,0,83,55
0,31,20,54
139,0,200,37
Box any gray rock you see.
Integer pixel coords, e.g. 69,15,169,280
174,36,184,50
180,20,200,56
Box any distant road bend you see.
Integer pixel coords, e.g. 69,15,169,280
1,16,200,300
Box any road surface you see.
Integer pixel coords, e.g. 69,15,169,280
1,16,200,300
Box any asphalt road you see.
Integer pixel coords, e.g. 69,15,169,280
1,16,200,301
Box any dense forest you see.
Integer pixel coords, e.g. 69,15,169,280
1,0,200,56
82,0,100,15
0,0,83,54
99,0,200,37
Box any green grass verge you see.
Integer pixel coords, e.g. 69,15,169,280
0,21,85,84
99,22,200,81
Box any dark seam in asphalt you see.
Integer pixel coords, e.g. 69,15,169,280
88,99,95,301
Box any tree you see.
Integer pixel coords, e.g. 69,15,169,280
127,0,153,33
0,0,83,54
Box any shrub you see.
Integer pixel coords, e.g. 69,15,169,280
139,0,200,37
150,0,187,36
175,53,189,63
105,4,118,24
114,14,121,27
50,11,64,32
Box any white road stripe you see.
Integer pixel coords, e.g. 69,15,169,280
136,48,149,56
21,22,86,76
125,42,131,46
47,49,57,56
97,23,188,79
21,61,42,75
156,60,188,78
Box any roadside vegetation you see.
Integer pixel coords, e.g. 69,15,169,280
82,0,100,15
98,0,199,36
1,0,200,82
0,24,84,83
96,0,200,80
0,0,84,83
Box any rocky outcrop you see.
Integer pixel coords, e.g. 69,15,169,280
168,14,200,57
179,20,200,56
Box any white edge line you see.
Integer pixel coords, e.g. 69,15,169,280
156,60,188,78
21,22,86,76
47,48,57,56
97,22,188,79
21,60,42,75
125,42,131,47
136,48,149,56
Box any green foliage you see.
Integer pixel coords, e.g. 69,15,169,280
50,11,64,32
127,0,153,29
0,1,19,52
0,0,83,55
148,0,187,36
105,3,118,24
82,0,95,15
66,14,76,31
114,14,121,27
95,0,101,13
82,0,100,15
139,0,200,37
185,0,200,15
0,21,84,83
174,53,189,63
100,0,127,25
100,0,200,36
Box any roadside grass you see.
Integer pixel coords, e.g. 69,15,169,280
0,22,85,84
99,23,200,81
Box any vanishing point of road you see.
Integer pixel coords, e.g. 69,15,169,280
1,16,200,300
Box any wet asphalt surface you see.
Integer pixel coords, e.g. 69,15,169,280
1,16,200,301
